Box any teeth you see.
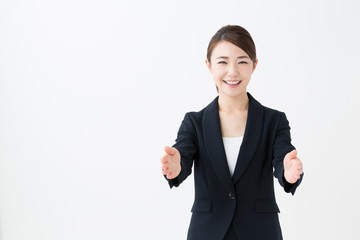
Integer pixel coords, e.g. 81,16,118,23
224,80,241,85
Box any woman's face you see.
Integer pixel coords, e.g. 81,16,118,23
206,41,258,98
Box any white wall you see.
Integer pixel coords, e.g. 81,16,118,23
1,0,359,239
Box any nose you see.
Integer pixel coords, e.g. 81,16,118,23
227,63,239,77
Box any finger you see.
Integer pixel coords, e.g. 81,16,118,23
295,163,302,170
295,161,303,171
289,149,298,159
164,146,175,155
162,168,169,175
292,175,300,182
294,167,303,176
284,149,297,162
288,177,297,184
167,172,175,179
289,158,302,170
160,155,168,164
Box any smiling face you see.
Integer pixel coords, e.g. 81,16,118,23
206,40,258,98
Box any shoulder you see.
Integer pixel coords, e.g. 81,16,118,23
248,92,288,124
248,92,284,116
184,96,218,123
183,109,205,127
261,106,293,135
263,105,284,118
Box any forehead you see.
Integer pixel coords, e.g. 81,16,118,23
211,41,249,58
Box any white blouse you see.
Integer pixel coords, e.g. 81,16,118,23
222,136,243,176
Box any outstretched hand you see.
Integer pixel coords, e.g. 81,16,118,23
284,150,303,184
161,146,181,179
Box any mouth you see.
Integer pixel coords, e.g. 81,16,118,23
223,80,241,86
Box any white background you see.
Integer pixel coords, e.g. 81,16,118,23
1,0,360,239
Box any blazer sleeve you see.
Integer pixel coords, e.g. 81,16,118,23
164,112,198,188
272,112,304,195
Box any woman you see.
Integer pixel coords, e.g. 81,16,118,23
160,25,304,240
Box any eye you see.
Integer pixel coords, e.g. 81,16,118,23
238,61,248,64
217,61,227,64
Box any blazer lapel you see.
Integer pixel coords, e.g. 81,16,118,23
232,92,264,184
203,96,234,192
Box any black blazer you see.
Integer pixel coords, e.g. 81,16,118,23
165,92,303,240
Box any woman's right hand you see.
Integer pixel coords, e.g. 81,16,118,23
161,146,181,179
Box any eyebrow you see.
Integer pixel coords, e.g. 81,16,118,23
216,56,249,59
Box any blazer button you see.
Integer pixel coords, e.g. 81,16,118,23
228,192,235,200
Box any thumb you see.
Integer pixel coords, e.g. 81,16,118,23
164,146,175,155
285,149,297,161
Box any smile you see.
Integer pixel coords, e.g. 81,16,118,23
223,80,241,85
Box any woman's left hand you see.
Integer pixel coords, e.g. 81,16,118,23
283,150,303,184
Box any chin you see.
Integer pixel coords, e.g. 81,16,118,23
220,88,246,97
221,92,244,98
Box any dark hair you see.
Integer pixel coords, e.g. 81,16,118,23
207,25,257,63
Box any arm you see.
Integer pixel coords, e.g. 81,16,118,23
161,112,197,188
272,112,304,195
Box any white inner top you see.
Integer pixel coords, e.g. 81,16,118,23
222,136,243,176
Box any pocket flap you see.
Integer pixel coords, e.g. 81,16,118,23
191,199,212,213
255,200,280,213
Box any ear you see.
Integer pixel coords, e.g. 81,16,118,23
252,59,258,73
205,59,212,73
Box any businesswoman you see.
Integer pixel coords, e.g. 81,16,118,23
160,25,304,240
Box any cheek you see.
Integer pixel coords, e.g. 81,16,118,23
211,69,225,80
241,66,254,77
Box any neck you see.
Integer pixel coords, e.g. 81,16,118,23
218,92,249,112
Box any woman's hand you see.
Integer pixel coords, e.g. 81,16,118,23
161,146,181,179
284,150,303,184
